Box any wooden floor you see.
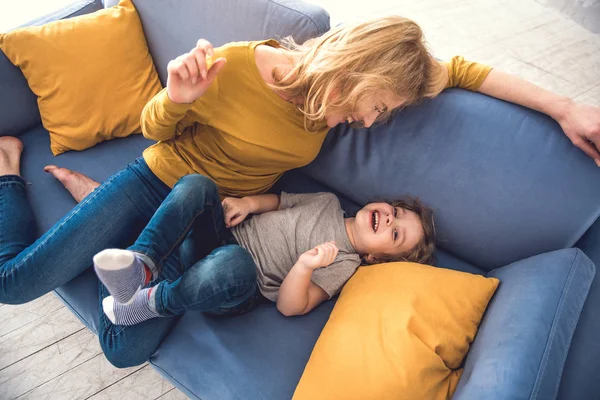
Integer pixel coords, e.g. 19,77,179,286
1,0,599,399
0,296,185,399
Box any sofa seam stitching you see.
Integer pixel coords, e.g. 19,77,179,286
530,250,581,399
549,249,595,397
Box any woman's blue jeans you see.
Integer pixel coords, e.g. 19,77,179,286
0,158,259,368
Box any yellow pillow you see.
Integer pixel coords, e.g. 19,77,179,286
0,0,162,155
293,262,499,400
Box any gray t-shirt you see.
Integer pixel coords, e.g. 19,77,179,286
232,192,361,301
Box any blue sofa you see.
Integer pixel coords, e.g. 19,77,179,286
2,0,600,399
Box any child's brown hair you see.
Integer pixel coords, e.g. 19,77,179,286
365,197,436,265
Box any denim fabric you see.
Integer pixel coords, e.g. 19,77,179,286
98,174,261,368
0,158,170,304
18,127,154,235
130,174,231,272
128,174,260,317
0,176,37,266
155,244,260,317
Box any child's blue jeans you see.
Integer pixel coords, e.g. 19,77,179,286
128,173,261,318
0,158,259,368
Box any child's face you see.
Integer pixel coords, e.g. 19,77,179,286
352,202,424,262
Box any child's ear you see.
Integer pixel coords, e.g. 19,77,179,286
364,254,379,264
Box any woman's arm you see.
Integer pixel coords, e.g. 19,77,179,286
276,242,337,317
444,57,600,164
141,39,227,142
140,89,194,142
477,69,600,164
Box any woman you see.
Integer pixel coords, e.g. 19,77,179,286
0,16,598,368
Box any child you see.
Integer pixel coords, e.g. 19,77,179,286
93,174,435,325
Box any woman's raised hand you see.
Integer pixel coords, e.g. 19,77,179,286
166,39,227,104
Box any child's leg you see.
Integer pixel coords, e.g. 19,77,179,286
98,246,188,368
94,174,227,304
97,281,180,368
103,244,258,325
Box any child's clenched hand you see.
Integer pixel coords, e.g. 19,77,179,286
222,197,251,228
297,242,339,270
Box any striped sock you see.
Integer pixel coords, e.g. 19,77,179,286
102,287,160,326
93,249,149,304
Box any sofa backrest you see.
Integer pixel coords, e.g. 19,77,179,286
302,89,600,270
0,0,328,137
103,0,331,85
0,0,103,137
0,51,40,136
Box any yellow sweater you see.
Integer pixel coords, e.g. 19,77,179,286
141,40,491,197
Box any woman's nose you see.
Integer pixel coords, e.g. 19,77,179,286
362,112,377,128
363,117,375,128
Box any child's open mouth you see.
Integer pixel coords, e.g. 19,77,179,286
371,210,380,233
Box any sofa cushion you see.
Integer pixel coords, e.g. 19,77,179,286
148,169,486,400
0,1,103,138
454,248,595,400
116,0,330,85
0,0,162,155
19,125,153,235
48,169,481,393
293,262,499,400
558,220,600,399
150,251,487,400
302,89,600,270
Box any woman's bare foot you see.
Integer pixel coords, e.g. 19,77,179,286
0,136,24,176
44,165,100,203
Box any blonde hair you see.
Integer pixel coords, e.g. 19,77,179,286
271,16,447,130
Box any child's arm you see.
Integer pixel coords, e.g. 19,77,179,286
140,39,227,142
276,242,338,317
222,194,280,228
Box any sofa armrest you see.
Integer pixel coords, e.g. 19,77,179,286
0,50,40,137
454,248,595,400
558,218,600,398
0,0,103,137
